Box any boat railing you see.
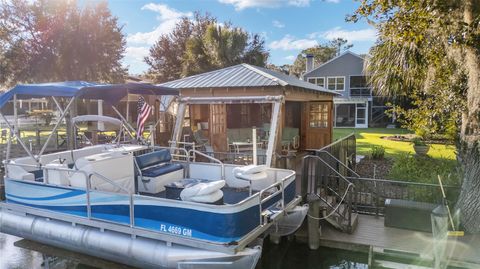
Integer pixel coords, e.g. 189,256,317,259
187,149,225,181
88,171,135,226
258,176,285,226
6,162,136,227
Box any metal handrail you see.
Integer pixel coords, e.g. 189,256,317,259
302,154,355,229
257,173,288,226
303,155,353,186
188,149,225,180
7,162,136,227
315,150,360,178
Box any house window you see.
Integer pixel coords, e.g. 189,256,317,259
307,77,325,88
309,103,329,128
327,77,345,91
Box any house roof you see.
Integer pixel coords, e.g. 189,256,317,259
303,51,365,77
160,64,339,95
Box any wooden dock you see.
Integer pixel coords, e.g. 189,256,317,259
296,214,480,268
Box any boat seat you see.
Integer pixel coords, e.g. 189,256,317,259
233,165,268,188
142,163,183,177
179,180,225,204
136,149,184,194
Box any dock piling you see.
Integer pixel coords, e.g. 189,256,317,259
307,194,321,250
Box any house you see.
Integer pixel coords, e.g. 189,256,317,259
303,51,390,128
160,63,339,158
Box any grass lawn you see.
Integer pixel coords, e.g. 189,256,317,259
333,128,460,184
333,128,456,160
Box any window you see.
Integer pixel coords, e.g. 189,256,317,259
327,76,345,91
306,77,325,88
309,103,329,128
350,76,368,88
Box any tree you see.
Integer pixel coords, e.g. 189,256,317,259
145,13,268,82
351,0,480,233
0,0,127,87
289,38,351,77
144,13,215,83
183,24,268,76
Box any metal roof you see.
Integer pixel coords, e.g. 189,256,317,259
160,64,339,95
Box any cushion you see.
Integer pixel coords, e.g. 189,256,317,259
136,149,172,169
142,163,183,178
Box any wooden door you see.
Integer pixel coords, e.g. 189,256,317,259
305,101,332,149
209,104,228,152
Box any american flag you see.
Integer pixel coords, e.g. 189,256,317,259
136,96,152,138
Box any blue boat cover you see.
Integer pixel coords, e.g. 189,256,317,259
0,81,178,108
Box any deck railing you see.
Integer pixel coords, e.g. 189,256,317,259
346,176,460,216
302,134,358,233
315,133,356,175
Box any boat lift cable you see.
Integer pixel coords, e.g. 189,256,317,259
307,183,353,221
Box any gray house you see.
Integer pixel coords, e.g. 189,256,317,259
303,51,389,128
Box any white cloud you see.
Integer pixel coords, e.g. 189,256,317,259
127,4,192,45
310,27,377,42
272,20,285,28
123,46,150,74
269,35,318,50
125,46,150,63
219,0,310,10
285,55,296,61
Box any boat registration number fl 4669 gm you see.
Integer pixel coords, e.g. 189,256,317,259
160,224,192,237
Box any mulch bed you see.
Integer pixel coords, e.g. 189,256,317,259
381,135,453,145
355,157,394,179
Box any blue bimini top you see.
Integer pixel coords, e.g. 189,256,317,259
0,81,178,109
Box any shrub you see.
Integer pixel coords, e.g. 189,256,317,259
411,137,427,146
370,145,385,159
388,153,459,184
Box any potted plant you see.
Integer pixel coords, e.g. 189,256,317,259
412,137,430,156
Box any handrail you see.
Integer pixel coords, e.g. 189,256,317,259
188,149,225,180
257,173,288,226
303,155,353,186
7,162,136,227
315,150,360,178
302,154,355,231
318,133,355,150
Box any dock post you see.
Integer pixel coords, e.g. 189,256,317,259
307,193,321,250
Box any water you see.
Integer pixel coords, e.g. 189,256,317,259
0,233,368,269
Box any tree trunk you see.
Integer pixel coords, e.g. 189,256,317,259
456,0,480,233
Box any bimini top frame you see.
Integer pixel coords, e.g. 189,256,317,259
171,95,284,167
0,81,178,166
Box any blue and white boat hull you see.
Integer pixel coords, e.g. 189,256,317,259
0,208,262,269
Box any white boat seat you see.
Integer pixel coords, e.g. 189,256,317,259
232,165,272,193
233,164,268,181
180,180,225,204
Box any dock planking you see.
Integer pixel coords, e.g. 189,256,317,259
296,214,480,268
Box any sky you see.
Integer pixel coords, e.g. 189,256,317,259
105,0,377,75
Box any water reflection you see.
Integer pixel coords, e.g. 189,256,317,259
0,233,368,269
257,237,368,269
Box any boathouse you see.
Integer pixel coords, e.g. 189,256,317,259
161,64,339,157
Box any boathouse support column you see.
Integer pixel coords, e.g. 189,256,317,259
307,194,321,250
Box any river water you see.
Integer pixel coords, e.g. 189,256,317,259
0,232,368,269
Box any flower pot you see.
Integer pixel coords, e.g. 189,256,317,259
414,145,430,156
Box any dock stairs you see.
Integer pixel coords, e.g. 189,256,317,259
320,191,358,233
302,149,360,234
